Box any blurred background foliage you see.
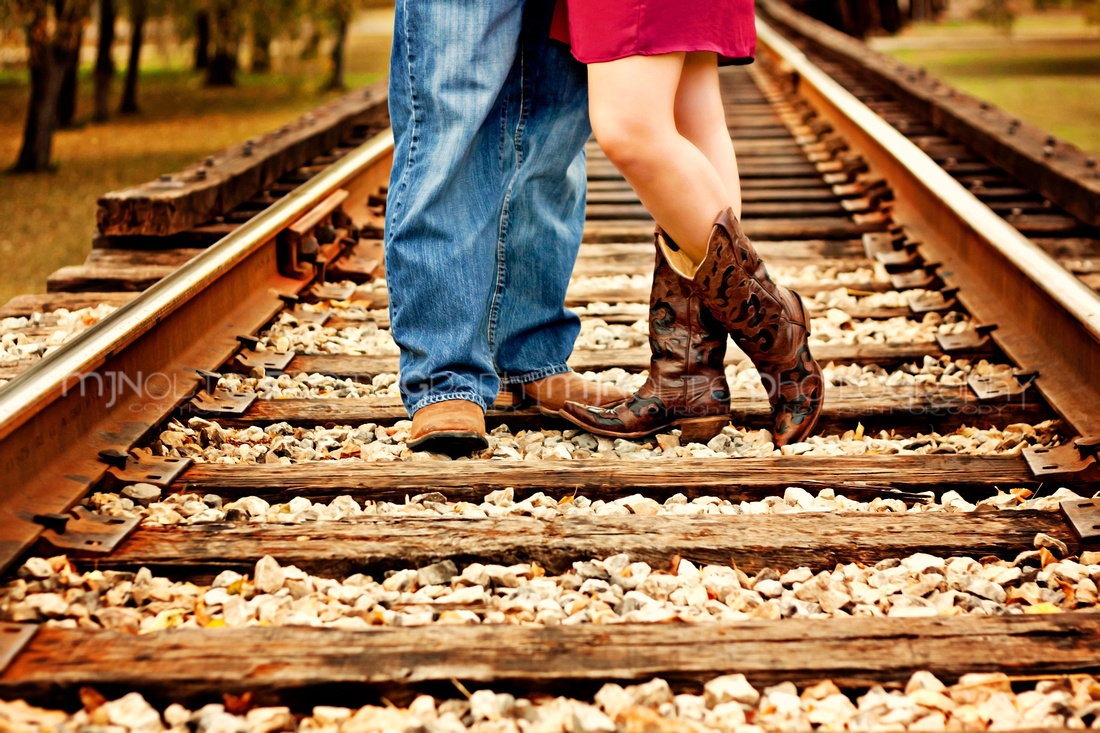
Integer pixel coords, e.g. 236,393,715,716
0,0,1096,303
0,0,393,301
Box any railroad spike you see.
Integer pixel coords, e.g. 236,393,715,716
97,448,131,470
194,368,223,395
30,513,70,533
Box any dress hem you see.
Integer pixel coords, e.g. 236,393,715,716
562,44,755,67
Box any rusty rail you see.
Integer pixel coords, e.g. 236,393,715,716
759,0,1100,227
0,130,394,575
756,17,1100,441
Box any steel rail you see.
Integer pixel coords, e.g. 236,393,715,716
756,18,1100,439
0,129,395,574
0,129,395,439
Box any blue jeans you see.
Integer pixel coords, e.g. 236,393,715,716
385,0,591,416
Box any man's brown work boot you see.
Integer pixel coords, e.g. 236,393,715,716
407,399,489,456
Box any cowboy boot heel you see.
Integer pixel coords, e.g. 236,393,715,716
675,415,731,444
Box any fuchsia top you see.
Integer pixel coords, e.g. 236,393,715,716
550,0,757,66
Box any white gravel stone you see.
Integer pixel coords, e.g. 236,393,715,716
102,692,164,733
245,707,295,733
120,483,162,507
0,304,118,377
704,673,760,708
253,556,285,595
418,560,458,587
1034,532,1069,557
8,670,1100,732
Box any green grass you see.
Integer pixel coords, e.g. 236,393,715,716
0,13,392,305
895,10,1100,36
885,41,1100,155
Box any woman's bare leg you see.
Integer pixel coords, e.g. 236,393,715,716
675,52,742,220
587,53,729,264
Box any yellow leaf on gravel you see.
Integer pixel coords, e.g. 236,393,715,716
205,618,227,628
1023,602,1062,615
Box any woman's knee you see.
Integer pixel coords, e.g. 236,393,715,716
590,108,668,171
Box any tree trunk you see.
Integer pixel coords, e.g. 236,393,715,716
57,25,82,127
205,5,236,86
194,11,209,70
325,15,348,91
118,0,145,114
93,0,115,122
879,0,903,33
300,26,321,60
14,2,86,172
251,26,271,74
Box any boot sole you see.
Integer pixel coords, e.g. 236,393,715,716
406,431,489,457
558,411,730,444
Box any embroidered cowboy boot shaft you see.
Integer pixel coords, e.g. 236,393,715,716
660,208,824,447
559,231,731,441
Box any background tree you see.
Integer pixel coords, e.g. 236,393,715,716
11,0,92,172
972,0,1019,33
246,0,299,74
788,0,917,37
117,0,144,112
57,22,82,126
205,0,238,86
192,7,208,69
93,0,115,121
311,0,374,91
324,0,350,90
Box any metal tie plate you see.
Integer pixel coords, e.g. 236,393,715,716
862,231,904,258
40,506,141,555
102,453,194,488
186,389,258,417
966,372,1032,401
907,289,958,314
307,281,358,302
291,306,333,326
874,248,919,270
891,267,938,291
935,330,996,355
234,348,295,372
1060,499,1100,543
1023,437,1100,478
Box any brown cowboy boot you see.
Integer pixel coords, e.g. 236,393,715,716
559,231,731,442
659,208,824,447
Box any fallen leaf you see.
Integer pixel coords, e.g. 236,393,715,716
1023,602,1061,615
223,691,253,715
79,687,107,713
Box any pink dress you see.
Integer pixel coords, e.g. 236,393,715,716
550,0,756,66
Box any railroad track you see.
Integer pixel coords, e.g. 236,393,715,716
1,9,1099,732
